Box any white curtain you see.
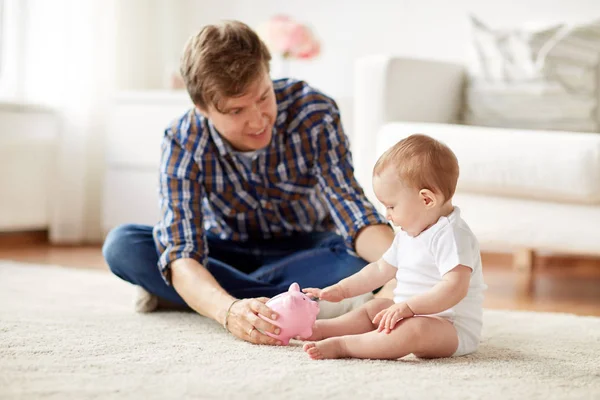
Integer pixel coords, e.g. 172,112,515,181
22,0,116,243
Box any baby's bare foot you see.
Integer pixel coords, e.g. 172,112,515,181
303,338,346,360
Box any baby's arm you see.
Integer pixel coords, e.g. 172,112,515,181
303,258,396,302
407,227,476,315
406,265,471,315
338,258,397,298
373,265,471,333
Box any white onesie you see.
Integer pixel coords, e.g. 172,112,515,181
382,207,487,356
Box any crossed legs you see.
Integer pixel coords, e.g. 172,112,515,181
303,298,458,360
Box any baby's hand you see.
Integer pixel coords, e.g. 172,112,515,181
302,287,322,300
372,302,415,334
303,284,345,302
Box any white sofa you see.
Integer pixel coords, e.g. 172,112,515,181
353,55,600,291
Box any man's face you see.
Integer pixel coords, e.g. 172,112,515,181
198,71,277,152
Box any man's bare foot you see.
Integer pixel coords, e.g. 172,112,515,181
303,338,346,360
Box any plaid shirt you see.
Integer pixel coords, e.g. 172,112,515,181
153,79,387,282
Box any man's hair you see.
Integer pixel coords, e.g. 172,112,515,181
373,134,459,201
180,20,271,111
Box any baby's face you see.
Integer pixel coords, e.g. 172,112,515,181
373,167,439,237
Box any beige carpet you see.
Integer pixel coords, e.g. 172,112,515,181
1,261,599,400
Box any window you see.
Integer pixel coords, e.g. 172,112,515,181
0,0,22,100
0,0,5,78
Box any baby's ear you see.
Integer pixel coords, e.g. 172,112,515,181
419,189,437,207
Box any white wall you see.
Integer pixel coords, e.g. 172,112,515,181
229,0,599,99
116,0,600,98
115,0,236,91
114,0,599,146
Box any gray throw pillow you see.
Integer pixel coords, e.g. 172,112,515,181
463,16,600,133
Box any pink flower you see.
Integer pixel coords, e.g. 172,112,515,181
258,15,321,60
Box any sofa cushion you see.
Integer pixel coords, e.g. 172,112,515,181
375,122,600,205
463,16,600,133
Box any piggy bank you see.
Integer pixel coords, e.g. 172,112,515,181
259,282,319,345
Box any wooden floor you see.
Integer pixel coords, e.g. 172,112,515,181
1,232,599,316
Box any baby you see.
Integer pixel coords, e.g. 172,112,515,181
302,134,487,360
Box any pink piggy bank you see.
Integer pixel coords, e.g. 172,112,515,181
259,282,319,345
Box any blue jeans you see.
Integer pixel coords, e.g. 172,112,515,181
102,224,369,306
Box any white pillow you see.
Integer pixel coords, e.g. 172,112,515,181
463,16,600,133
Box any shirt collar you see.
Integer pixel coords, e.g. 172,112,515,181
405,206,461,241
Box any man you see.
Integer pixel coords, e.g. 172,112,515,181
102,21,395,345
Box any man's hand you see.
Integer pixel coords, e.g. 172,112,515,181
225,298,283,345
372,302,415,334
303,284,346,302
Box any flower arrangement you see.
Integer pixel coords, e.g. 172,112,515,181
258,15,320,77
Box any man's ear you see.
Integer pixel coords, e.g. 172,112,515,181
419,189,437,208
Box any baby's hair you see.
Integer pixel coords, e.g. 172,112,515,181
373,134,459,202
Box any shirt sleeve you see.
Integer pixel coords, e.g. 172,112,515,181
430,225,478,277
152,126,207,285
381,232,401,268
311,102,389,250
